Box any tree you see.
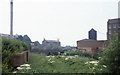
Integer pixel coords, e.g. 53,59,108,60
16,35,32,43
101,33,120,73
23,35,32,43
34,41,41,46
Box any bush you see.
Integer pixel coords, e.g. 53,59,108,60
28,53,92,73
2,37,30,73
100,34,120,73
66,50,92,58
93,53,101,60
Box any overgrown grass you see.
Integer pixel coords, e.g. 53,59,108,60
28,53,93,73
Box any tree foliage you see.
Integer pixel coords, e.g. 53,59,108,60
2,37,30,73
17,35,32,43
101,34,120,73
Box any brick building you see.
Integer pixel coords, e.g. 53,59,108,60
42,38,61,50
77,28,104,54
107,18,120,40
77,39,104,54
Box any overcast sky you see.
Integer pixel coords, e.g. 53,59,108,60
0,0,119,46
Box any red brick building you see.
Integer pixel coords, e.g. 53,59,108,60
107,18,120,40
77,39,104,54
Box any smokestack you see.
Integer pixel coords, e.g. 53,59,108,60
10,0,13,38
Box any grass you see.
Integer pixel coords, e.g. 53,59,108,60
28,52,93,73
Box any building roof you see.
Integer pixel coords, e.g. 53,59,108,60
89,28,97,32
108,18,120,24
77,39,105,42
77,39,96,42
45,40,60,42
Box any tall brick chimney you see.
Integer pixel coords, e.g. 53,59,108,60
10,0,13,38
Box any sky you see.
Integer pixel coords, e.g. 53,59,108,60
0,0,119,46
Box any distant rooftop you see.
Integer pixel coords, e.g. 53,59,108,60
45,40,60,42
77,39,96,42
89,28,97,32
43,38,60,42
77,39,105,42
108,18,120,24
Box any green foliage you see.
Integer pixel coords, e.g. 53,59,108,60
65,50,92,58
34,41,40,46
2,37,30,73
100,34,120,73
17,35,31,43
93,53,102,60
28,53,92,73
2,37,30,52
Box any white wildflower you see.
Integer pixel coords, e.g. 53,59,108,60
58,52,60,55
94,63,98,66
48,58,51,61
64,53,67,55
46,56,50,58
60,56,65,57
13,71,17,73
74,55,79,57
67,56,73,59
65,57,69,60
85,62,89,64
92,67,95,70
51,56,55,58
103,65,107,68
17,67,23,70
49,61,55,64
89,61,99,64
100,69,102,70
26,67,31,70
98,57,101,59
20,64,30,67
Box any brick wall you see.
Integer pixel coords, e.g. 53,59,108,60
77,40,104,54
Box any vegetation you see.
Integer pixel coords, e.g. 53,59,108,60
65,50,92,58
34,41,41,46
16,35,32,43
100,34,120,73
2,37,30,73
2,33,120,74
23,52,109,73
28,53,92,73
0,38,2,74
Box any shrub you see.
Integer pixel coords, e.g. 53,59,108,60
66,50,92,58
100,34,120,73
2,37,30,73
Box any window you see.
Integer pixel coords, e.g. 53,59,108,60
113,24,116,28
109,30,111,34
113,30,116,33
109,24,111,29
119,25,120,28
119,30,120,33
